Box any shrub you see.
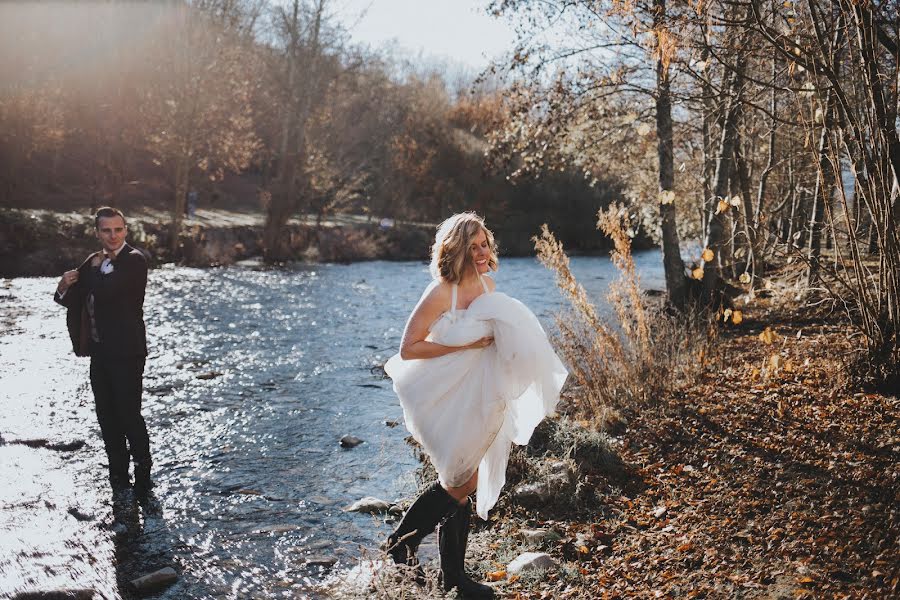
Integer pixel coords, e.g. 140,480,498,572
534,203,716,421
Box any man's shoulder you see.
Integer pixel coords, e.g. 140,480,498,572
122,246,149,266
77,251,101,270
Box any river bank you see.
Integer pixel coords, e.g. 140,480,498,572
0,208,437,278
437,296,899,599
0,208,650,279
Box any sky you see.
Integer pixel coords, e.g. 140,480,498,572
334,0,517,71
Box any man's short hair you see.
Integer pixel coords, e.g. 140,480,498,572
94,207,127,229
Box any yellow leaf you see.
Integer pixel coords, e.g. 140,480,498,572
659,189,676,205
739,272,751,284
487,570,507,581
578,545,590,554
723,308,733,322
701,248,714,262
769,354,783,370
759,327,778,344
692,267,704,280
731,310,743,325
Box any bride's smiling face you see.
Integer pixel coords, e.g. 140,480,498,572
469,228,491,274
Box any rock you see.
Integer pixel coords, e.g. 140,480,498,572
128,567,177,593
343,497,391,514
67,507,94,522
514,460,577,505
11,590,96,599
256,524,299,534
195,371,223,380
513,482,553,504
519,528,562,546
146,384,175,395
46,440,85,452
383,420,400,428
340,435,364,448
15,438,49,448
302,555,338,568
507,552,558,575
388,504,404,516
546,460,576,486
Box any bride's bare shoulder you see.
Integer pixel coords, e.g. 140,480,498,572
419,280,452,306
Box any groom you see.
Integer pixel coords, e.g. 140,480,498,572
54,207,153,496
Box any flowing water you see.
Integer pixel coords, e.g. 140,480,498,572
0,253,663,599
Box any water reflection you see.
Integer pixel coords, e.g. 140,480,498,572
0,253,663,598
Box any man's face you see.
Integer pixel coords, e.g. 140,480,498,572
95,215,127,254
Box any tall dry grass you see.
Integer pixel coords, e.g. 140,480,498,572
535,203,716,421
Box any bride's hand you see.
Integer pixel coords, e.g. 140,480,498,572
466,336,494,350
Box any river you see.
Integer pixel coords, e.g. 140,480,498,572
0,252,663,599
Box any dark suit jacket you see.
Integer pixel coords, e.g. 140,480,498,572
54,244,148,358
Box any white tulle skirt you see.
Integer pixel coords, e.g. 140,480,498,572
385,291,567,519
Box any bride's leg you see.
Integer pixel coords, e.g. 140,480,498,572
445,470,478,505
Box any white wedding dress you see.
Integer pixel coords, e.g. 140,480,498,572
385,276,568,519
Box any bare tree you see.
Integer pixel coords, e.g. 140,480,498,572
141,3,260,255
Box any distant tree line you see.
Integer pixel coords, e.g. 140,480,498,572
0,0,625,261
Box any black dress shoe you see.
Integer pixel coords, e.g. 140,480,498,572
109,473,131,491
133,461,152,498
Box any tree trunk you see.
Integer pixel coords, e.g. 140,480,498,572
263,0,325,263
170,158,190,257
653,0,687,309
805,92,836,288
701,67,743,305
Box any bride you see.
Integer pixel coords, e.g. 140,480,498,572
383,212,568,598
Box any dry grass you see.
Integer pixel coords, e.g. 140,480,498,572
534,203,717,422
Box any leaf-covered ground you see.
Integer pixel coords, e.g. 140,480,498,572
477,305,899,599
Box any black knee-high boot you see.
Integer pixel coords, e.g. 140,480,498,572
439,499,494,598
385,481,458,568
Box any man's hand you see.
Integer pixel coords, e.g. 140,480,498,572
57,270,79,294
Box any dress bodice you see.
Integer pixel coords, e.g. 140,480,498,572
428,277,493,347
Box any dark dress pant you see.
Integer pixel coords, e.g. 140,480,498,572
89,355,150,481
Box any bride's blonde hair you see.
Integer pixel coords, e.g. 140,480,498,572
429,212,499,283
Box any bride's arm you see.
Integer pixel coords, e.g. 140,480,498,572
399,284,491,360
